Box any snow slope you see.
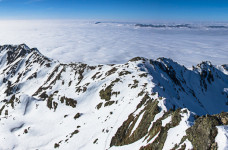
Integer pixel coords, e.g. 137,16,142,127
0,44,227,150
216,126,228,150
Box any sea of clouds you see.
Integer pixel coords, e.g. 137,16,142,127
0,20,227,67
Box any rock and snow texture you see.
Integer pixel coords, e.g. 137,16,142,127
0,44,227,150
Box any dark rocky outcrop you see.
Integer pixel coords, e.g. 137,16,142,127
186,113,228,150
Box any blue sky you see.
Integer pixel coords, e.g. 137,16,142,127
0,0,228,21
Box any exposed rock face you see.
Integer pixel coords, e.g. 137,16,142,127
187,115,220,150
0,44,227,150
110,98,160,146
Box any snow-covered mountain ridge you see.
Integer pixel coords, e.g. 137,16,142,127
0,44,227,150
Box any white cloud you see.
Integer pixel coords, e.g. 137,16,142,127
0,20,227,67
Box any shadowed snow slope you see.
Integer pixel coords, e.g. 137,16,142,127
0,44,227,150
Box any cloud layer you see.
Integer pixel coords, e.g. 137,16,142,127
0,20,227,67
